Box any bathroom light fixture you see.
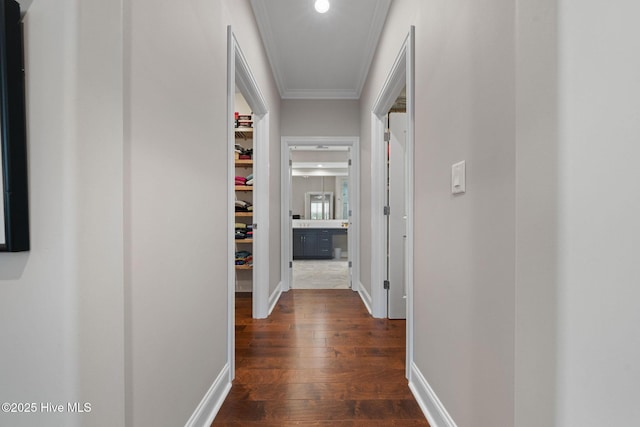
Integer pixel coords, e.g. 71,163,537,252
314,0,330,13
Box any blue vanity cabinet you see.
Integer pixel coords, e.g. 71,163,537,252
293,228,346,259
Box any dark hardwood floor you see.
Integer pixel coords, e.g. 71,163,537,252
212,289,429,426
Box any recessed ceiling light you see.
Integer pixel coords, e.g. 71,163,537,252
314,0,330,14
317,164,323,168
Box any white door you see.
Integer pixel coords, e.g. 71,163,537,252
287,155,293,290
387,112,407,319
346,148,353,288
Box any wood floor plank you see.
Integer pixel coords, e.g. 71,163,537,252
212,290,429,426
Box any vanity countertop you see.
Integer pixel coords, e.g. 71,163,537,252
292,220,348,229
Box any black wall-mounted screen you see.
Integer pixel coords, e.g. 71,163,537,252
1,0,29,252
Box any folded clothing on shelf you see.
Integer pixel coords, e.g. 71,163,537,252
234,144,253,159
235,200,253,212
235,250,253,266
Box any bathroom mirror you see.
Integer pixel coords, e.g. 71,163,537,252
305,192,333,220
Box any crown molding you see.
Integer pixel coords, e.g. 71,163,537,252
250,0,287,98
355,0,392,97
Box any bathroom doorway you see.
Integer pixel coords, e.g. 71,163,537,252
281,137,360,293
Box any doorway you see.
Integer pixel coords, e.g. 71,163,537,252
290,148,350,290
226,26,270,380
386,105,408,319
370,27,415,378
281,137,360,294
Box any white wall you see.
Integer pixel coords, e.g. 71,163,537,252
125,1,227,424
555,1,640,425
515,0,558,425
362,1,640,427
0,1,125,427
125,0,280,425
1,1,279,427
281,99,359,136
361,1,516,425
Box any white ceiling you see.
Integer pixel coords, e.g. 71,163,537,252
250,0,391,100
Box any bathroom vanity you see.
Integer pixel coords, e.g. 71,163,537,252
292,220,348,260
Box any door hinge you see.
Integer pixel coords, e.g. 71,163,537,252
384,130,391,142
289,159,292,166
384,280,390,290
289,261,293,268
348,210,352,217
348,159,352,166
383,206,391,216
348,261,352,268
252,223,258,230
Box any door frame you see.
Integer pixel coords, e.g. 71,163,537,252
227,27,270,379
370,27,415,378
281,136,360,294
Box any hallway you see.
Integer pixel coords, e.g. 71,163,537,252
212,290,428,426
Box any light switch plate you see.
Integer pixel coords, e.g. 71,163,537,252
451,161,466,194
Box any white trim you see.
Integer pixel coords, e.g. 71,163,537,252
405,26,416,382
268,281,283,315
354,0,393,97
252,112,270,319
183,364,232,427
281,137,360,294
281,89,360,100
409,362,458,427
357,282,373,315
370,28,416,380
370,115,387,318
248,0,286,99
280,139,292,292
233,37,268,116
226,25,236,382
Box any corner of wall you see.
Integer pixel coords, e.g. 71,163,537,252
268,281,283,315
183,364,232,427
357,282,373,315
409,362,458,427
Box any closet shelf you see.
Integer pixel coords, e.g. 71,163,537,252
235,212,253,217
235,128,253,140
235,185,253,191
235,265,253,270
235,159,253,167
235,239,253,244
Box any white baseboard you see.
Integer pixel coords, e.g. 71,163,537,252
409,362,458,427
357,282,373,315
184,363,232,427
268,281,283,315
